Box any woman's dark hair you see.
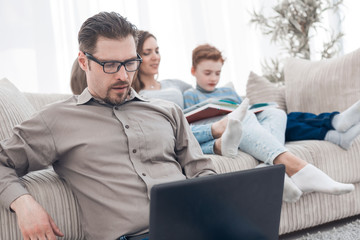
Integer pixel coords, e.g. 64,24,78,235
131,30,156,92
70,58,87,94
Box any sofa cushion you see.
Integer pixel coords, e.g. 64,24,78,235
284,48,360,114
0,78,35,140
245,71,287,112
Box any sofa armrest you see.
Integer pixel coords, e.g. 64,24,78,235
0,168,85,240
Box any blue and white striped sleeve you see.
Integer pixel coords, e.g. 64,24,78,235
183,89,200,109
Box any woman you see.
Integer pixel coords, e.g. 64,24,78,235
132,30,192,109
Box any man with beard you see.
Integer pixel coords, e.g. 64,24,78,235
0,12,216,240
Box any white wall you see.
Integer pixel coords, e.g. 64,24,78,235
0,0,359,95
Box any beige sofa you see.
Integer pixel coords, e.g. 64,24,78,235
1,47,360,239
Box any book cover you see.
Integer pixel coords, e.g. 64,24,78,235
184,103,238,123
184,100,279,124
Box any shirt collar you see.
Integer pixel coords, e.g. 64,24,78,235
76,87,148,106
196,84,216,93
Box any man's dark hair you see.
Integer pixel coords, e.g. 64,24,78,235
78,12,138,54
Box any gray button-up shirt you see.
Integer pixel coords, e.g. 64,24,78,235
0,88,217,240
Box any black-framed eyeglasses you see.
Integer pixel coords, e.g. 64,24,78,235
84,52,142,74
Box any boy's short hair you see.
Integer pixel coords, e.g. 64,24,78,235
192,44,225,69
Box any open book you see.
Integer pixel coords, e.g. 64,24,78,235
183,99,279,123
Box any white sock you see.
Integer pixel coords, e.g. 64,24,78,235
256,163,302,203
291,164,354,195
228,98,249,121
332,100,360,132
221,119,242,158
325,122,360,149
283,174,303,203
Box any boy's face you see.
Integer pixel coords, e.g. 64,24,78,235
191,60,223,92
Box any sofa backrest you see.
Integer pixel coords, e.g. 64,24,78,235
24,92,72,111
0,78,71,140
284,47,360,114
246,47,360,114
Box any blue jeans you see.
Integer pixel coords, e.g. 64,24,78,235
190,123,215,154
286,111,339,141
191,108,288,164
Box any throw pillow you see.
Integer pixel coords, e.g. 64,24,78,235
284,48,360,114
0,78,35,140
245,71,287,112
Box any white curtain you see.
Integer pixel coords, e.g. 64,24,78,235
0,0,359,95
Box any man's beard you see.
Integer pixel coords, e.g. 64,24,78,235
103,84,131,106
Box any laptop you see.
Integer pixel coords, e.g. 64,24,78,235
149,164,285,240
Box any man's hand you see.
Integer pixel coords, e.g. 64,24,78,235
10,194,64,240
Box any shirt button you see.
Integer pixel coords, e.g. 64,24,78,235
125,125,129,129
142,173,146,176
133,149,137,153
114,107,119,110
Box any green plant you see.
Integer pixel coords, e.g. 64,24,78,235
250,0,344,84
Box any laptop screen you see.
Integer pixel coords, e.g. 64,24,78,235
149,164,285,240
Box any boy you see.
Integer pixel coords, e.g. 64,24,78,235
183,43,356,202
184,44,360,153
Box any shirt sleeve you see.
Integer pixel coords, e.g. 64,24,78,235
183,89,200,109
161,79,193,93
170,104,217,178
176,79,193,93
0,112,57,208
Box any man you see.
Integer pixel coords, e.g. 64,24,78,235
0,12,216,240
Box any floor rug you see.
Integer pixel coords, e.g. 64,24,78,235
285,218,360,240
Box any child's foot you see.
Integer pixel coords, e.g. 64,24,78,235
325,122,360,149
211,117,228,139
228,98,249,121
256,163,302,202
283,174,303,203
291,164,354,195
221,119,242,157
332,100,360,132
